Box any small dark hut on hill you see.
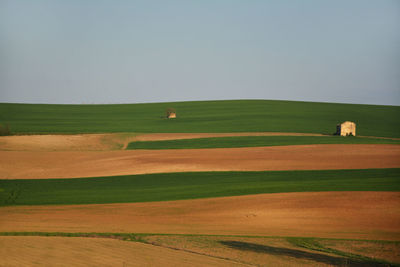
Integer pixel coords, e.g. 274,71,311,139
166,108,176,119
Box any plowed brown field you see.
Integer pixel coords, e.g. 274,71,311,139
0,144,399,179
1,192,399,240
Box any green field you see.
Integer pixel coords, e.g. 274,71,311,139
127,135,400,150
1,99,400,137
1,168,399,206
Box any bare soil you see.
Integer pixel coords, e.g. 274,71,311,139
0,144,399,179
1,192,399,241
0,236,246,267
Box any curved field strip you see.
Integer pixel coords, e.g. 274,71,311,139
0,132,325,151
127,135,400,150
0,236,245,267
1,169,398,206
1,144,399,179
0,132,400,151
1,192,399,241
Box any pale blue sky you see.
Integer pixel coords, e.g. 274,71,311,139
1,0,399,105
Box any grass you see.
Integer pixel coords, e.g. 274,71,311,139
287,237,375,261
0,168,399,206
127,135,400,150
286,237,399,266
1,99,400,137
0,123,11,136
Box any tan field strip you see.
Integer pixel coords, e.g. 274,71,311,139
1,192,399,241
0,144,399,179
0,236,246,267
0,133,136,151
0,132,324,151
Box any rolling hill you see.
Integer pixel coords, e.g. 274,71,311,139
1,99,399,137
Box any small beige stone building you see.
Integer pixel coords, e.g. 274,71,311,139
336,121,356,136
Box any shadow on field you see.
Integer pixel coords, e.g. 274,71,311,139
218,241,390,266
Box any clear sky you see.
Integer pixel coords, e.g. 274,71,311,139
1,0,399,105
